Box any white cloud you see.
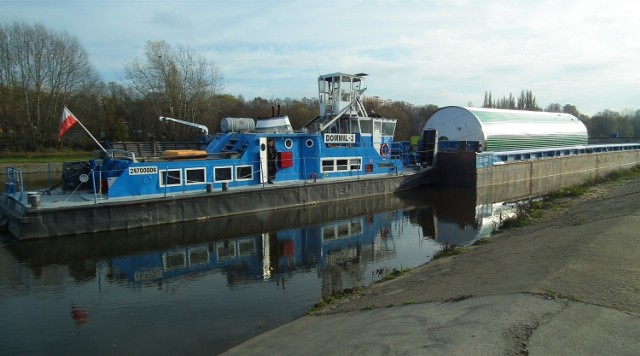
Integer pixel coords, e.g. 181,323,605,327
3,0,639,115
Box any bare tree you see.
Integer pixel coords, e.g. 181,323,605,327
0,20,98,149
124,40,224,140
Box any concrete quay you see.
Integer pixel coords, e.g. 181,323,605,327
224,175,640,355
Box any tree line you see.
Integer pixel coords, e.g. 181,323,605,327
483,90,640,140
0,20,638,152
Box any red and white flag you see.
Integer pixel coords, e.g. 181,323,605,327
59,107,79,138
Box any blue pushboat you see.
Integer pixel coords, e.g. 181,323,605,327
1,72,436,239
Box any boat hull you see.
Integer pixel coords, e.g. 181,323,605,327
1,169,436,240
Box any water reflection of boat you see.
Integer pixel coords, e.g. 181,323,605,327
110,211,407,290
398,186,522,246
4,184,526,291
5,193,427,286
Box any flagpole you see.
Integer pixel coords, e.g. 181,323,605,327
64,106,112,159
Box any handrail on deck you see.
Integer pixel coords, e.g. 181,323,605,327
5,167,24,200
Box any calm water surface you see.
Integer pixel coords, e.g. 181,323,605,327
0,187,515,355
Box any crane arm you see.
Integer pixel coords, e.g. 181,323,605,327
159,116,209,137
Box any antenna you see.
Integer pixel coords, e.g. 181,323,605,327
313,58,320,76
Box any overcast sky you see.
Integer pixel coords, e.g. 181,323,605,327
3,0,638,116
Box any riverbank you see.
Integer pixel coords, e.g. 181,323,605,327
0,152,90,177
224,175,640,354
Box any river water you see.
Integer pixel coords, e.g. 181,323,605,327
0,187,516,355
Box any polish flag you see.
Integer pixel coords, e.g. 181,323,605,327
59,107,79,138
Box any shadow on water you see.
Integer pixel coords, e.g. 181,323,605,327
0,186,519,354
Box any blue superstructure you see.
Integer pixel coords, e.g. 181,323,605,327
91,72,413,199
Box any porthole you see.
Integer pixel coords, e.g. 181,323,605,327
284,139,293,149
306,139,314,148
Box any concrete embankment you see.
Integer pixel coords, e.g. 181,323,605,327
437,149,640,203
224,176,640,355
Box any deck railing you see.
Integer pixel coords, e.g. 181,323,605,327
477,143,640,168
4,167,24,200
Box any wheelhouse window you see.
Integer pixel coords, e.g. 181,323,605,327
214,166,233,182
350,119,360,133
236,165,253,181
382,122,395,135
159,168,182,187
185,167,206,185
359,119,372,134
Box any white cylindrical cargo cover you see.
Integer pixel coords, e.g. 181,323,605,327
255,115,294,134
220,117,256,133
423,106,588,152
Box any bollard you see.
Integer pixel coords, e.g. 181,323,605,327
28,193,41,208
222,182,228,192
206,183,213,193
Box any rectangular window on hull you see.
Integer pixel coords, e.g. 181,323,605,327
321,158,362,173
321,159,334,173
349,158,361,170
214,166,233,182
159,169,182,187
236,165,253,181
185,168,206,185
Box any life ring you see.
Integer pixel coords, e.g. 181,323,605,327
379,143,390,157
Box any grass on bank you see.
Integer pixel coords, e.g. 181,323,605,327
433,243,467,259
0,151,92,163
306,287,362,315
306,267,410,314
376,268,410,283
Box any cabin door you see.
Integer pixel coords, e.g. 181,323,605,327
259,137,269,183
372,119,382,153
